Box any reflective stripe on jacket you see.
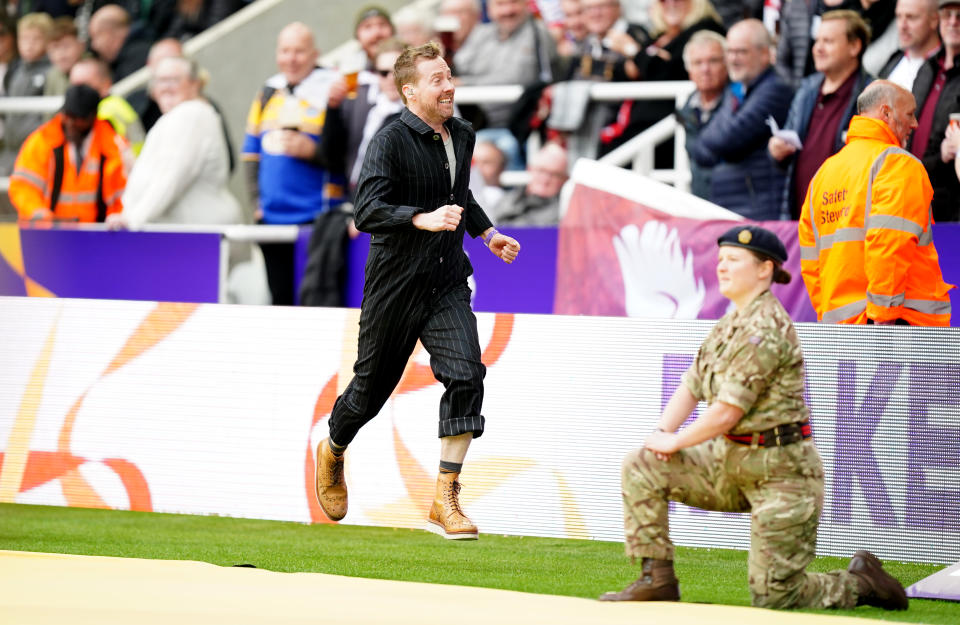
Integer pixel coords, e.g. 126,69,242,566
798,115,953,326
9,113,128,223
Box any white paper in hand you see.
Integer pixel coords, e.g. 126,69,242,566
766,115,803,150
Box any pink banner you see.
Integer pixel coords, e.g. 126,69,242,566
555,184,816,322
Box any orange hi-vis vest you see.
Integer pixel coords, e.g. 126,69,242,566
9,113,128,223
799,116,953,326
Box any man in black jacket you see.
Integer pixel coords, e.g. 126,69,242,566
314,42,521,540
910,0,960,221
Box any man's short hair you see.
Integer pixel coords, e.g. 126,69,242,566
394,41,443,105
73,56,113,82
375,37,407,57
821,10,871,60
730,18,774,50
18,12,55,38
682,29,726,69
90,5,132,33
50,16,79,42
857,80,901,114
151,55,205,87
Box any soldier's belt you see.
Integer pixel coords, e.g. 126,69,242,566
725,422,812,448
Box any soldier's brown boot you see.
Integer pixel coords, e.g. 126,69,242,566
598,558,680,602
849,550,908,610
426,472,478,540
314,438,347,521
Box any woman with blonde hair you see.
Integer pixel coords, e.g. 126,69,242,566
600,0,725,162
111,56,241,230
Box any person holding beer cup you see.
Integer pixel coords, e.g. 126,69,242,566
241,22,350,306
947,112,960,185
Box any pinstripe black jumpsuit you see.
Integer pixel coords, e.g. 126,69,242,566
327,107,494,446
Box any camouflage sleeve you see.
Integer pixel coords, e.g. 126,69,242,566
681,350,703,400
714,328,783,413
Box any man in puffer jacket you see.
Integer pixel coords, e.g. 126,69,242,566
691,19,793,220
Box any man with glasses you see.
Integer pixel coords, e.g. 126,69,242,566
909,0,960,221
677,30,728,200
690,19,793,220
491,142,569,225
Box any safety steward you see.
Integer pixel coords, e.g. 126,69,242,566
799,80,953,326
9,84,128,223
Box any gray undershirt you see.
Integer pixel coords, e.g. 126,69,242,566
443,132,456,188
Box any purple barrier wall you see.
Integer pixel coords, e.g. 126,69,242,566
0,225,221,303
340,228,558,313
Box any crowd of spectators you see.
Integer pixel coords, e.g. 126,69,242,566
0,0,245,179
2,0,959,307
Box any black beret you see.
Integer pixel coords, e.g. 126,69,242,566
63,84,101,118
717,225,788,264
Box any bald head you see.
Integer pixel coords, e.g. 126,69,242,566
89,4,130,31
88,5,131,63
857,80,918,148
729,18,772,49
276,22,318,85
148,38,183,66
726,19,772,84
527,142,569,198
278,21,315,49
69,57,113,96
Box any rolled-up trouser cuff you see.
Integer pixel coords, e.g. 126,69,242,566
440,415,485,438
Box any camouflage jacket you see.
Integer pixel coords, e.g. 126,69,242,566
682,290,810,434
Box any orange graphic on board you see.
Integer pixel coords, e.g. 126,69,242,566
0,302,197,511
304,313,587,538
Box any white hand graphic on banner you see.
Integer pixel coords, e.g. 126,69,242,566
613,221,705,319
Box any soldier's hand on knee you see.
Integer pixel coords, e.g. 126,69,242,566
413,205,463,232
644,430,680,458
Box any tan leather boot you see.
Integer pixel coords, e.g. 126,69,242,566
426,472,478,540
314,438,347,521
598,558,680,602
849,550,908,610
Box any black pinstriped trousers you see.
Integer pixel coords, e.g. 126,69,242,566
328,251,486,446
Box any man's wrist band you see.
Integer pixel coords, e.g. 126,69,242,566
483,228,499,246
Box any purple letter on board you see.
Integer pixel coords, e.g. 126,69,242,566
906,363,960,531
831,361,900,527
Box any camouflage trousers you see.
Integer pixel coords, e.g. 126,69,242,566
621,436,860,609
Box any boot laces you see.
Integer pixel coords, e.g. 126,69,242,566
330,456,343,483
324,449,344,485
445,480,464,516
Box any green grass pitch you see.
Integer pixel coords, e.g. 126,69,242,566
1,503,957,623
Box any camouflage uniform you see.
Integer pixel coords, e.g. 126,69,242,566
621,290,861,609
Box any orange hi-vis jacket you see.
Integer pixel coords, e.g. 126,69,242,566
799,116,953,326
9,113,127,223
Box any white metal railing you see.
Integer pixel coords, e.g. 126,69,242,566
0,80,696,192
456,80,695,190
452,80,697,189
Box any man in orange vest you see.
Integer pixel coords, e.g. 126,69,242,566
9,84,128,223
799,80,954,326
